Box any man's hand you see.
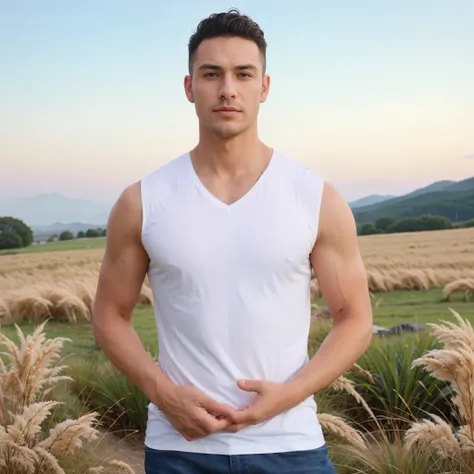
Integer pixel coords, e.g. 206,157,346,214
224,379,300,432
158,385,238,441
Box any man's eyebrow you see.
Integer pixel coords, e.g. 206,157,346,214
198,63,258,71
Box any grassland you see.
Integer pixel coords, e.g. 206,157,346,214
0,236,107,255
0,228,473,325
1,228,474,474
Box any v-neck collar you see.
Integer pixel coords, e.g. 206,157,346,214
187,150,277,211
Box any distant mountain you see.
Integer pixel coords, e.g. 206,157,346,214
349,194,395,208
443,177,474,192
405,180,455,198
0,193,111,227
353,177,474,224
352,179,458,215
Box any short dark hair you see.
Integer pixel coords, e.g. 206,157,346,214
188,8,267,75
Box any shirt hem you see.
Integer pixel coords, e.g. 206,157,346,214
143,437,326,456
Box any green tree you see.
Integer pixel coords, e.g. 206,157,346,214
86,228,100,238
388,215,453,233
418,215,453,230
375,216,396,233
77,231,85,239
463,219,474,228
359,223,378,235
0,229,23,249
59,230,74,241
0,216,34,250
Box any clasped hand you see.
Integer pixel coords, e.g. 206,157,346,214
160,379,300,442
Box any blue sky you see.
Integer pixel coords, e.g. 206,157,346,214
1,0,473,203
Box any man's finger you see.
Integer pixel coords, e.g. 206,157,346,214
237,379,264,393
224,423,246,433
194,409,233,434
230,407,261,425
200,397,236,419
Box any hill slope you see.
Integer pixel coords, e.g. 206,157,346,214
353,188,474,224
349,194,395,208
443,177,474,192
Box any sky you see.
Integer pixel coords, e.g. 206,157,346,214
1,0,473,204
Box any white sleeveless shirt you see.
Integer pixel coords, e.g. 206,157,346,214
141,150,326,455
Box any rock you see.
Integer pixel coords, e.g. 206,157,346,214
372,322,425,337
372,325,390,335
387,323,425,335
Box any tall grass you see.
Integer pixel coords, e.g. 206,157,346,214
69,356,150,434
4,308,473,472
403,309,474,472
0,269,153,324
339,309,474,474
0,321,137,473
442,278,474,302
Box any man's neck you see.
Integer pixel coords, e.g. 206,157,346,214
190,130,272,178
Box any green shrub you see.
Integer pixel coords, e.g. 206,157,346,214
352,332,455,436
69,355,150,434
59,230,74,241
463,218,474,228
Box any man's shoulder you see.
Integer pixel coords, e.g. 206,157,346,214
273,151,326,208
141,152,189,184
274,151,325,184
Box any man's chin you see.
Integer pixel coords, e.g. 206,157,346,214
210,124,246,139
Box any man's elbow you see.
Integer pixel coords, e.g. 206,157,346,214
362,323,373,351
91,299,112,347
358,309,374,352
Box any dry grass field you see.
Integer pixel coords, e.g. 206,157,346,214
357,227,474,295
0,228,473,324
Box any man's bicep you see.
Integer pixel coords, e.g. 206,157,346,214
310,183,371,321
94,183,150,321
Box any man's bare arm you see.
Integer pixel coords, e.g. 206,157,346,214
93,182,237,440
288,181,373,399
92,182,174,403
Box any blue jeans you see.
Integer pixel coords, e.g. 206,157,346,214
144,443,336,473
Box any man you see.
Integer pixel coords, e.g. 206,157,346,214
92,9,373,474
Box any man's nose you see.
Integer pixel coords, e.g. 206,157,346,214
218,74,237,100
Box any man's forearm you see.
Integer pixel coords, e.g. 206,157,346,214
92,312,175,407
287,315,372,404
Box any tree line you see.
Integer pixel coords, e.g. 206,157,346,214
357,215,474,236
53,228,106,242
0,216,106,250
2,214,474,250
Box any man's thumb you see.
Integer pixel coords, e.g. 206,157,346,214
237,379,263,392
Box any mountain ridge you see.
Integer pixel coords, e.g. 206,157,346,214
1,176,473,231
0,193,111,228
352,176,474,224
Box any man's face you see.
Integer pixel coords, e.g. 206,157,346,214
184,36,270,139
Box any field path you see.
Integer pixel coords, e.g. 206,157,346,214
93,428,145,474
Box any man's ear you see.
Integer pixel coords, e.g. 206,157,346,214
184,75,195,103
260,74,270,103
